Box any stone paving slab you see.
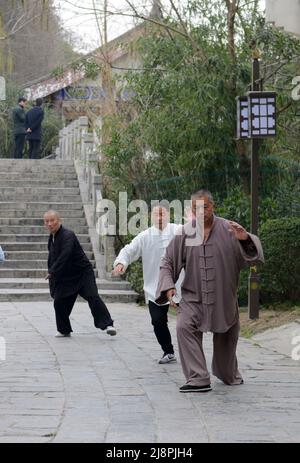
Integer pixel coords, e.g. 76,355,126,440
0,301,300,443
252,320,300,358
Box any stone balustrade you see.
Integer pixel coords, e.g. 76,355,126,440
56,117,117,274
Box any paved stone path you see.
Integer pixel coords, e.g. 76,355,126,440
0,301,299,443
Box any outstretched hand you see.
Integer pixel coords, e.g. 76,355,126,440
112,263,125,276
228,221,249,241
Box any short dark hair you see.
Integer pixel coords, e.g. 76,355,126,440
18,97,27,103
36,98,43,106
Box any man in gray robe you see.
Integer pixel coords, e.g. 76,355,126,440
156,189,264,393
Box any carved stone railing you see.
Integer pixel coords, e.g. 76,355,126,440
56,117,117,276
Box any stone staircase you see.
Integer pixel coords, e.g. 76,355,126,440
0,159,137,302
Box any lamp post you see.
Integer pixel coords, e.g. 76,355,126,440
236,54,277,320
248,57,260,320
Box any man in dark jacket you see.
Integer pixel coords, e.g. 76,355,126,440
12,97,27,158
25,97,44,159
44,210,116,337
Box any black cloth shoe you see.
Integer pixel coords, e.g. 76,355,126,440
179,384,212,393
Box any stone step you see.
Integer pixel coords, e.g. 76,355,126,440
1,260,48,269
0,278,131,290
0,187,80,195
0,168,77,175
1,210,85,218
0,269,98,278
0,225,89,234
0,202,84,211
0,158,136,302
1,259,96,269
0,180,79,188
0,234,90,242
0,173,78,181
0,169,76,174
4,251,94,260
0,218,87,226
0,194,82,202
0,288,137,303
0,160,76,168
0,159,74,165
2,241,93,252
0,159,75,168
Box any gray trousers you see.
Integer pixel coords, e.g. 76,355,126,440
177,308,243,386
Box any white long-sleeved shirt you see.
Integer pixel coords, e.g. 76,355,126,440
0,246,5,262
114,223,182,304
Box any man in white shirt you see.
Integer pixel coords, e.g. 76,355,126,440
113,205,181,364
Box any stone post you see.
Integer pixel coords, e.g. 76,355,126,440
58,130,63,159
75,119,81,160
69,123,74,160
83,133,94,200
62,127,68,160
79,116,89,167
92,173,102,225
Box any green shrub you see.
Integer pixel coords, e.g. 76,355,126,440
259,217,300,303
238,268,249,306
40,105,63,158
126,260,144,303
216,186,250,229
115,235,145,303
0,84,19,158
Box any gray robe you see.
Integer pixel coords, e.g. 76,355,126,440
155,216,264,386
156,216,264,333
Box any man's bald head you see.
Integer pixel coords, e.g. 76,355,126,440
44,210,62,234
44,210,61,220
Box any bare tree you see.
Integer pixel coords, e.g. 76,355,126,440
0,0,48,41
0,0,78,86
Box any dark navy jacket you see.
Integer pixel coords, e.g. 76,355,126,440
25,106,44,140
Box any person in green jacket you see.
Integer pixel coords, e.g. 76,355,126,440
12,97,27,158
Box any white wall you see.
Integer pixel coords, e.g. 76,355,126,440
266,0,300,36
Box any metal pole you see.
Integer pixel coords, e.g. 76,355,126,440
248,57,260,320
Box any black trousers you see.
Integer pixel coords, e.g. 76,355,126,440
148,300,174,355
54,285,114,334
28,139,41,159
14,134,26,158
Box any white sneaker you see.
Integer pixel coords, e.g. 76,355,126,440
158,353,176,364
55,332,71,337
106,326,117,336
